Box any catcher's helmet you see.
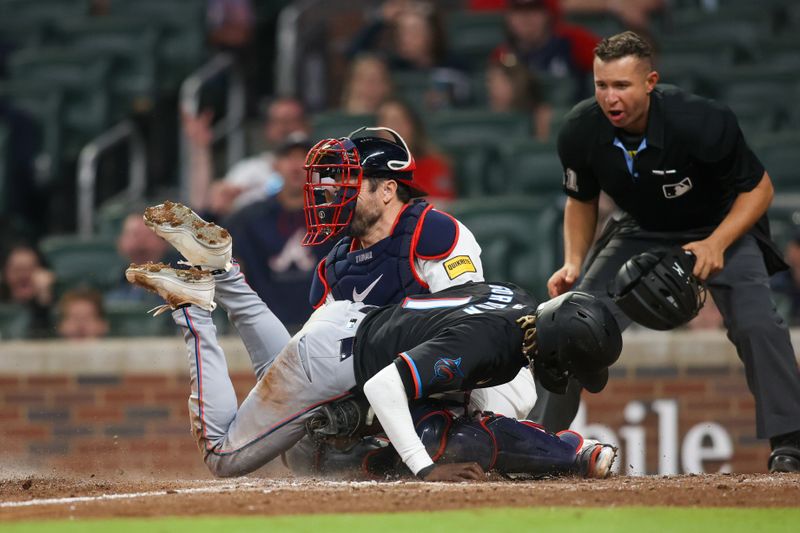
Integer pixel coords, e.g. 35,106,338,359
302,127,425,246
612,247,706,330
524,291,622,394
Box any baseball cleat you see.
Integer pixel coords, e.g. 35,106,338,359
143,201,232,271
578,439,617,479
125,262,216,315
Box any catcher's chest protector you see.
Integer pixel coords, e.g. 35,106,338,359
324,201,430,305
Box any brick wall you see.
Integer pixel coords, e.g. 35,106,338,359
2,330,797,477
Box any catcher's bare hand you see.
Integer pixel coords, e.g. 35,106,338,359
422,462,485,482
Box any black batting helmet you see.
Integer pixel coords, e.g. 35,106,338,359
523,291,622,394
612,247,706,330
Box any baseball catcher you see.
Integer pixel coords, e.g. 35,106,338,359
126,202,622,481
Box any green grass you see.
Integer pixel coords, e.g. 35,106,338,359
3,507,800,532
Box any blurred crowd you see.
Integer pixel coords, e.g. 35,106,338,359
2,0,800,340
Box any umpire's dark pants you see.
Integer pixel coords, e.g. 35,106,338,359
529,230,800,440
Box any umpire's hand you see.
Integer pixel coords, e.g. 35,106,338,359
422,462,485,482
548,263,581,297
682,238,725,281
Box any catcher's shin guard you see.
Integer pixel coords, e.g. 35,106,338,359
415,410,581,477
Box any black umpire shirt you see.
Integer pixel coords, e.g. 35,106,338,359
352,282,536,400
557,84,786,273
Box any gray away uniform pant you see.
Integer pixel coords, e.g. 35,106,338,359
530,231,800,440
174,265,361,477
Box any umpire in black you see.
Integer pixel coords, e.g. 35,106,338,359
533,31,800,472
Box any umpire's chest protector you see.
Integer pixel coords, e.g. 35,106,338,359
323,200,431,306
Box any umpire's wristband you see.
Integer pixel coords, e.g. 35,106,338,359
417,464,435,480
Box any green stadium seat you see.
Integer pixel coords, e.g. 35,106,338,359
429,110,530,145
47,17,161,114
439,141,500,198
751,132,800,193
446,196,563,300
96,198,132,238
0,303,32,340
537,74,581,108
767,194,800,252
0,124,8,215
40,235,126,292
8,48,112,147
446,12,505,68
563,14,625,37
391,71,433,114
107,0,207,90
106,301,170,337
0,80,64,185
500,139,562,196
311,112,375,142
0,0,90,19
663,10,764,52
0,0,90,46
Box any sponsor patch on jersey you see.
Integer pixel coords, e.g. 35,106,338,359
443,255,476,280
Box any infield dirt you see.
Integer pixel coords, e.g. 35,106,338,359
1,473,798,522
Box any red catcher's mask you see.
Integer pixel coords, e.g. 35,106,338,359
302,127,418,246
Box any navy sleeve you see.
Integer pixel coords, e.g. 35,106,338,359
416,209,458,260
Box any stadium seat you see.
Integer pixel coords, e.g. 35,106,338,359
7,48,112,149
0,303,32,340
446,196,563,301
428,110,530,146
105,301,171,337
663,10,764,51
0,80,64,185
563,13,626,37
0,124,8,215
767,194,800,252
499,139,563,196
106,0,208,90
40,235,126,292
47,17,161,114
96,197,132,238
751,132,800,193
0,0,90,46
439,141,500,198
391,71,433,114
445,11,505,68
537,74,581,108
311,112,375,142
